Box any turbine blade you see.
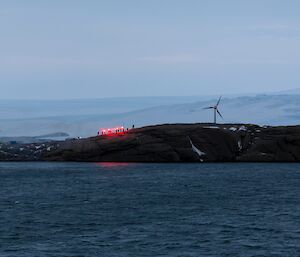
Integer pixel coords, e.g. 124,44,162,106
203,107,214,109
217,109,223,119
216,96,222,106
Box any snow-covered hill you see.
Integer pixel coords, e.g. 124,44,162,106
1,95,300,137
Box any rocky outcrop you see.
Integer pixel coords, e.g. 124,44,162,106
1,123,300,162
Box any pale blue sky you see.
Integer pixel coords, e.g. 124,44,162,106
1,0,300,99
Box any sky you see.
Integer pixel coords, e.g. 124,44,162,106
1,0,300,99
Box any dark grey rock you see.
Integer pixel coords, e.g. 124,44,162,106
1,123,300,162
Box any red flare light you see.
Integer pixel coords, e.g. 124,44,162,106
98,126,127,136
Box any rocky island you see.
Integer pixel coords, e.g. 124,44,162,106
1,123,300,162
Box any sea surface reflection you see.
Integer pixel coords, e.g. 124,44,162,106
0,162,299,256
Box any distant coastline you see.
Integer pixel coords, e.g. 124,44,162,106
1,123,300,162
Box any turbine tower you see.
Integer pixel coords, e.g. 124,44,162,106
203,96,223,124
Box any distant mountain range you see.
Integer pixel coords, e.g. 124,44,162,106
276,88,300,95
0,132,69,144
1,91,300,137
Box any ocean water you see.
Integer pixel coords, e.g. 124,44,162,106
0,163,299,257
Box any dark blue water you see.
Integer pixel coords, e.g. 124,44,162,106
0,163,299,257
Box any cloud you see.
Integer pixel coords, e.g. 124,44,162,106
245,24,300,38
140,55,201,64
140,55,290,65
0,56,116,72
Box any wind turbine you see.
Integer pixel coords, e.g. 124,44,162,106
203,96,223,124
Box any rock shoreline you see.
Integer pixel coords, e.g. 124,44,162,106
1,123,300,162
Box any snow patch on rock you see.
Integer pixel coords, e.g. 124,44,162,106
203,126,220,129
189,139,206,157
238,140,242,151
239,126,247,131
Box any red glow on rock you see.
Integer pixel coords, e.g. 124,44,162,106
95,162,130,168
